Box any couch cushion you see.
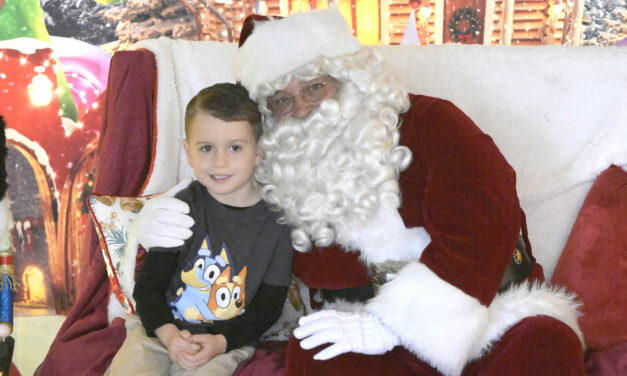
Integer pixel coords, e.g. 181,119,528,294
87,193,151,320
551,165,627,351
585,341,627,376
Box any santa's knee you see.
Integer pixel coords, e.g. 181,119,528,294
466,315,586,376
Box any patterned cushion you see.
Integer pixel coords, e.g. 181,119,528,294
87,194,151,319
261,275,311,341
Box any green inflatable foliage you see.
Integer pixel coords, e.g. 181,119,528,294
0,0,49,40
0,0,79,121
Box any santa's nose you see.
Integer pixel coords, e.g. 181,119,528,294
292,95,313,119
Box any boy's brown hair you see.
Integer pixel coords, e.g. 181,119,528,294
185,83,262,141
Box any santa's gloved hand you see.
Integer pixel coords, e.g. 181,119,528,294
133,178,194,249
293,309,400,360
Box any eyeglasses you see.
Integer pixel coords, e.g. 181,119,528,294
266,75,336,118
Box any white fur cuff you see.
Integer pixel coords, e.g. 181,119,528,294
366,261,488,376
346,207,431,265
365,262,584,376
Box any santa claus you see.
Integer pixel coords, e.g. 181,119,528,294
137,7,586,376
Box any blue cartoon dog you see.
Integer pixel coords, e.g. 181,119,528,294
169,235,231,322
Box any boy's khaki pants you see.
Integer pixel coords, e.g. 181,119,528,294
104,316,255,376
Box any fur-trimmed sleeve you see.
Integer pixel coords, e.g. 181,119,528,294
398,94,521,306
364,95,581,376
367,95,520,375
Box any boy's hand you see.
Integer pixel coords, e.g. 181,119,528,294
155,324,201,369
177,333,228,370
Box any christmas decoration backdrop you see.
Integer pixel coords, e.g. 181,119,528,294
0,0,625,316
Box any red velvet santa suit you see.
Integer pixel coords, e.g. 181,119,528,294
285,94,586,376
231,7,585,376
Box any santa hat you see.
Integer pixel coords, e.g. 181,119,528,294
234,6,363,99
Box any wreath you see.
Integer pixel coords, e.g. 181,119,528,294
448,7,482,43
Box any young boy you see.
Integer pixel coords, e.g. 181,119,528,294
106,83,294,375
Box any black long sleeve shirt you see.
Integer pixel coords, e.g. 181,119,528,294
133,181,294,351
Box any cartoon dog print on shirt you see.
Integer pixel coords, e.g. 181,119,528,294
170,235,230,322
169,234,247,322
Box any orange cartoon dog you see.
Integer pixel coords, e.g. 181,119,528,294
208,266,247,320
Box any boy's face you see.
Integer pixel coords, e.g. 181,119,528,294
183,112,262,206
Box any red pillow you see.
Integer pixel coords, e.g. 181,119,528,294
551,165,627,352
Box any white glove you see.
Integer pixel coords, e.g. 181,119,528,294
134,178,194,249
293,309,400,360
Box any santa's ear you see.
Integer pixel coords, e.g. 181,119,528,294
255,145,263,166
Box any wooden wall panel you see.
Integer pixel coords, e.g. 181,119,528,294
388,0,439,45
193,0,570,46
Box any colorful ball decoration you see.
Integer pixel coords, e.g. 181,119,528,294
448,7,483,43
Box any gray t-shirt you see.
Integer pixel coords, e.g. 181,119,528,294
164,180,293,323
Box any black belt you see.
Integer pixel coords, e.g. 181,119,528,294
369,234,535,293
498,234,535,292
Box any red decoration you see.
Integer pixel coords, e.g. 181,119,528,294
410,0,422,10
447,7,482,44
0,46,101,191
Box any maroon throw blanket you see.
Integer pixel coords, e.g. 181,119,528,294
36,49,157,376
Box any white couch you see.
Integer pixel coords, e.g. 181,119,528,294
136,39,627,279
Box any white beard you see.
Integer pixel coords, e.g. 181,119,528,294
255,90,410,252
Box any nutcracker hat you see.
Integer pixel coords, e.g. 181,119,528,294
234,6,363,99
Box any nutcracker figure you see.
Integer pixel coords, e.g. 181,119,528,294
0,115,15,374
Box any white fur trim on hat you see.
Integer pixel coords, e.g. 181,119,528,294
234,6,362,99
